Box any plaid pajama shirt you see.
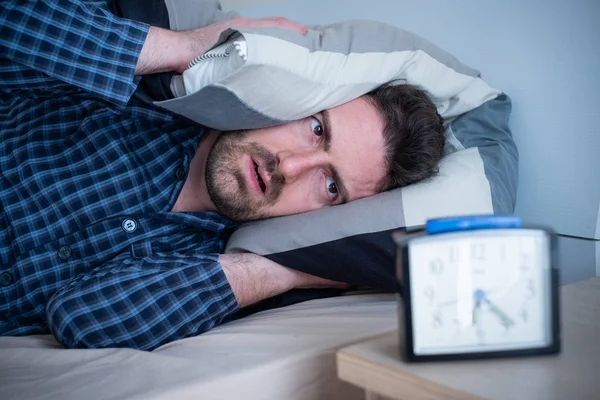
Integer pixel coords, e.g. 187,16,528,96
0,0,239,351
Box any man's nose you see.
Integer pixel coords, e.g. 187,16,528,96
276,150,324,181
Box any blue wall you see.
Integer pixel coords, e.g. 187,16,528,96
236,0,600,241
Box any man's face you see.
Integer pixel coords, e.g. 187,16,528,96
205,96,387,221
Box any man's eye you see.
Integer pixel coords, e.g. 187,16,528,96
326,176,338,200
311,117,323,138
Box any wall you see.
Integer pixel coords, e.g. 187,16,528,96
221,0,279,11
227,0,600,283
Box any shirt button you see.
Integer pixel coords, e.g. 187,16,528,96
0,272,13,286
175,167,187,181
122,218,137,233
58,246,72,260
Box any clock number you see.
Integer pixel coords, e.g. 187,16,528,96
430,259,444,275
500,244,507,261
519,307,529,323
526,279,535,299
472,243,485,260
519,241,531,270
452,318,462,334
476,327,485,344
449,246,459,263
432,310,443,328
423,286,435,304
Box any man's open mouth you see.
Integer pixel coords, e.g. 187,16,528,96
253,160,266,193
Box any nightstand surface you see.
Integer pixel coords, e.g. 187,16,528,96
337,277,600,400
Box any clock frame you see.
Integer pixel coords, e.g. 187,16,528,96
393,225,561,362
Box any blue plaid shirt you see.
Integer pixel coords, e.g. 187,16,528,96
0,0,239,351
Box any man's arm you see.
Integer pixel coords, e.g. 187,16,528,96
135,17,308,75
0,0,148,106
47,252,345,350
219,253,348,308
1,0,307,104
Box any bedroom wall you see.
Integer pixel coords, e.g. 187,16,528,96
228,0,600,284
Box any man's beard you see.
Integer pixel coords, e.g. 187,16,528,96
205,130,285,222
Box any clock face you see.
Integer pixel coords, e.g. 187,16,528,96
408,229,553,356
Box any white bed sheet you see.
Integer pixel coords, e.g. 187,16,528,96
0,294,397,400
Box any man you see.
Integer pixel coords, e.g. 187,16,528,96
0,0,444,350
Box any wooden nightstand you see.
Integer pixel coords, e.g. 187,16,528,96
337,277,600,400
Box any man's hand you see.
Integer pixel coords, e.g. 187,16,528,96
136,16,309,75
219,253,349,308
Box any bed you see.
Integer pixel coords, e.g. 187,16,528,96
0,293,397,400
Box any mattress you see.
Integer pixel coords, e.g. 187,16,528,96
0,293,397,400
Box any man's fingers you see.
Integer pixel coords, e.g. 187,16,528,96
181,16,310,72
229,16,309,35
261,16,309,34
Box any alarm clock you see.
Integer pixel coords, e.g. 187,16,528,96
393,215,560,362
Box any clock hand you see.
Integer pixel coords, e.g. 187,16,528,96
438,289,499,308
483,297,515,329
472,289,485,326
472,304,481,326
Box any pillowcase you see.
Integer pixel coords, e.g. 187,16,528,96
110,1,518,296
156,18,501,130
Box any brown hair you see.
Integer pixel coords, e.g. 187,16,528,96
365,83,445,191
